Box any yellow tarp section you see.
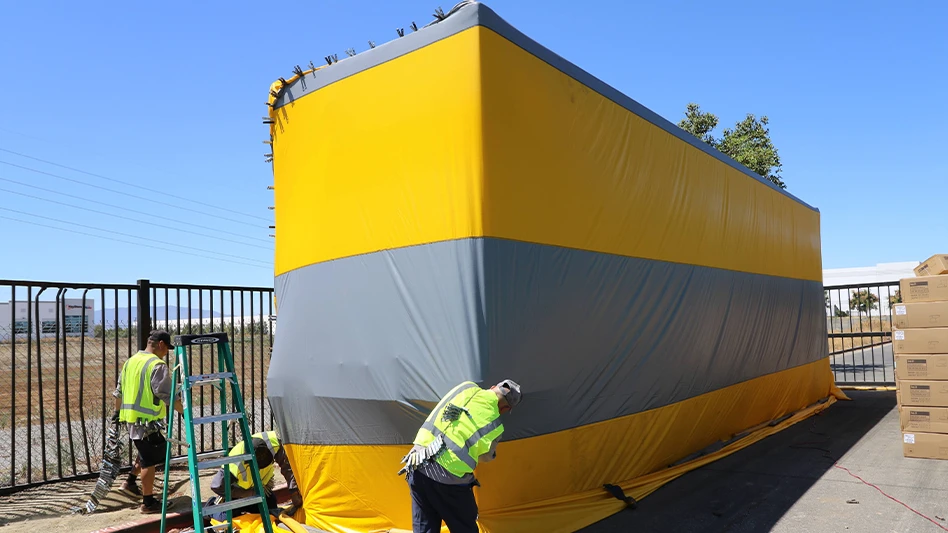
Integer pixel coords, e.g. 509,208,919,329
270,25,821,282
210,513,293,533
286,359,844,533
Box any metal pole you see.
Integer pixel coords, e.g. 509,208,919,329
137,279,151,350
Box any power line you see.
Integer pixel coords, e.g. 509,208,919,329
0,147,271,223
0,186,272,251
0,206,271,266
0,214,271,270
0,175,272,245
0,159,267,229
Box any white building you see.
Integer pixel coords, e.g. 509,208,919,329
822,261,919,317
822,261,920,287
0,298,95,339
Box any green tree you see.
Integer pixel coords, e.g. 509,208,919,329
677,103,785,189
850,290,879,316
889,290,902,307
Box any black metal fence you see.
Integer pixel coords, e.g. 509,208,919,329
0,279,274,494
825,280,901,386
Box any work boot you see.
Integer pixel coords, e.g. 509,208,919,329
120,479,142,498
140,496,172,514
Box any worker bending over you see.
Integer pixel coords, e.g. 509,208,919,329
399,379,522,533
205,430,302,521
112,330,183,514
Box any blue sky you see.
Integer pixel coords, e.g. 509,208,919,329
1,0,945,288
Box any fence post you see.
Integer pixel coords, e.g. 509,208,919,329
137,279,151,350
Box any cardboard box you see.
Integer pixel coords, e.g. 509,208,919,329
893,328,948,354
915,255,948,277
896,354,948,380
893,302,948,329
901,407,948,433
898,380,948,407
901,276,948,303
903,431,948,460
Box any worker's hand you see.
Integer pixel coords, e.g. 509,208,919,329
290,489,303,508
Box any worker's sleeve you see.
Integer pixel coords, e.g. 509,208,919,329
112,366,123,398
151,363,172,406
275,445,298,492
478,438,500,463
210,468,255,499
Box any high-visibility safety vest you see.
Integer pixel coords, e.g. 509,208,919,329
227,431,281,489
119,351,168,424
413,381,504,478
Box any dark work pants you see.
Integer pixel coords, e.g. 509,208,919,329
408,470,478,533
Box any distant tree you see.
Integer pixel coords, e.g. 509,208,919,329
850,290,879,316
678,103,785,189
889,290,902,307
833,305,850,318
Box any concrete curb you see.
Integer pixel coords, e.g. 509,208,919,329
88,485,292,533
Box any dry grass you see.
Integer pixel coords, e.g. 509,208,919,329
0,332,273,489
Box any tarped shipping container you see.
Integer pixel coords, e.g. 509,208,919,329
265,2,844,531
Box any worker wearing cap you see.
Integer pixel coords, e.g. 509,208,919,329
204,430,302,521
111,330,183,514
399,379,522,533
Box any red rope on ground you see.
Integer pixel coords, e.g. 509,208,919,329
834,463,948,531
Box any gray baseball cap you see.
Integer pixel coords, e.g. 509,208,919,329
495,379,522,409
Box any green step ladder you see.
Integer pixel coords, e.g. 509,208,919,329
159,332,274,533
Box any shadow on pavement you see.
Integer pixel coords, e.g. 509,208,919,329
0,470,191,527
581,391,896,533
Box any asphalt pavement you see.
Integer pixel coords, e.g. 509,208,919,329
581,390,948,533
831,342,895,385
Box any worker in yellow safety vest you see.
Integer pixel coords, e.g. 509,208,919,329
206,430,302,521
398,379,522,533
112,330,183,514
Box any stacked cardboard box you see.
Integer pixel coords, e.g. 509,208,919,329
895,254,948,459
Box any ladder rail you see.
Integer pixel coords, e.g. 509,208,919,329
159,333,274,533
217,339,234,533
223,340,274,530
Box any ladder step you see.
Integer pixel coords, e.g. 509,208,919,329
188,372,235,386
193,412,244,425
202,495,262,516
197,454,252,470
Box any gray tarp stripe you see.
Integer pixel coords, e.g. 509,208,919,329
273,2,815,212
420,382,479,433
266,237,826,446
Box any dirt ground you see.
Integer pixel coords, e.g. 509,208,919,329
0,465,287,533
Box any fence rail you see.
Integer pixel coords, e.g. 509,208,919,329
0,276,901,492
0,278,274,494
825,280,900,386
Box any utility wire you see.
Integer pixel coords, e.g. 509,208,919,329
0,159,267,229
0,206,271,266
0,147,271,223
0,215,271,270
0,186,272,251
0,176,272,245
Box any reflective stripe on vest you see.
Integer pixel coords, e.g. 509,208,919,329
413,382,504,476
228,431,280,489
119,352,167,423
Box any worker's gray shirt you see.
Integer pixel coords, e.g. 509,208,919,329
112,353,173,440
414,438,499,486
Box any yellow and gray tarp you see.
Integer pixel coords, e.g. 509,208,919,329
265,2,843,532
